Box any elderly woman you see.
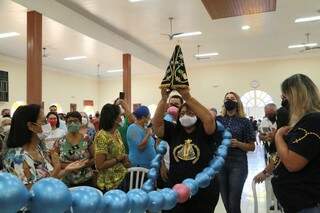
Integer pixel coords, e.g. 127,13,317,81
3,105,86,188
153,88,221,213
53,111,94,187
272,74,320,213
94,104,130,192
79,112,96,143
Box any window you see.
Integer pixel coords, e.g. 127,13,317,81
241,90,273,119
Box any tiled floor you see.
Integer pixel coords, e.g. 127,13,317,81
215,142,267,213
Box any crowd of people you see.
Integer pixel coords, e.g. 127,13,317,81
0,73,319,213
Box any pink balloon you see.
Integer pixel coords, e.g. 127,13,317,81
172,184,190,203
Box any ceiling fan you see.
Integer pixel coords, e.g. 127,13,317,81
195,45,210,60
194,44,219,60
161,17,202,40
288,33,320,52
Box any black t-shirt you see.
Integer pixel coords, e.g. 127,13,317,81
162,120,221,185
272,112,320,212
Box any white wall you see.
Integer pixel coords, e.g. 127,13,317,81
0,54,99,114
1,54,320,115
99,56,320,113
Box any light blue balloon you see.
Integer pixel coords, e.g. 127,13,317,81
202,167,216,178
147,191,164,213
159,188,178,210
182,179,199,196
223,130,232,139
30,177,72,213
209,156,225,171
128,189,149,213
0,172,30,213
142,179,155,192
147,168,158,181
222,139,231,146
150,155,161,170
70,186,102,213
216,146,228,158
156,144,167,155
103,189,129,213
216,121,225,132
195,172,211,188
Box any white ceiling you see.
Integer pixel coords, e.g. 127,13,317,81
0,0,162,77
1,0,320,77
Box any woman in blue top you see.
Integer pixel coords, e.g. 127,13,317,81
217,91,256,213
127,106,156,169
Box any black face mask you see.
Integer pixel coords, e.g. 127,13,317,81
224,100,238,111
281,99,290,111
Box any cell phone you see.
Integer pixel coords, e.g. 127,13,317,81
119,92,125,100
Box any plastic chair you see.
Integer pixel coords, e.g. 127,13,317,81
128,167,149,190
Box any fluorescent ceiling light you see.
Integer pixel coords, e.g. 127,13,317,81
195,52,219,58
0,32,20,39
241,25,251,30
128,0,144,2
173,31,202,38
107,69,123,73
295,16,320,23
288,43,318,49
64,56,87,60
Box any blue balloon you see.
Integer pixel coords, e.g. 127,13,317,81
103,190,129,213
209,156,225,171
147,191,164,213
159,188,178,210
222,139,231,146
216,121,225,132
0,172,30,213
216,146,228,158
70,186,102,213
156,144,167,155
202,167,216,178
195,172,211,188
127,189,149,213
142,179,155,192
30,177,72,213
147,168,158,181
223,130,232,139
182,179,199,196
150,155,161,170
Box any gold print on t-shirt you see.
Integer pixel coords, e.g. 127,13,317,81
292,128,320,144
173,139,200,164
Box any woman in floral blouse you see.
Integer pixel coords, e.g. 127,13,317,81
54,111,94,187
94,103,130,192
3,104,86,188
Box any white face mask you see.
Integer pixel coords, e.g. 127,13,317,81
179,115,197,127
82,117,88,126
119,116,125,127
37,124,51,141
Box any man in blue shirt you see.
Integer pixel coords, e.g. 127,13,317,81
127,106,156,169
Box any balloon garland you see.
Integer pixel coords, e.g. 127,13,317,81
0,121,231,213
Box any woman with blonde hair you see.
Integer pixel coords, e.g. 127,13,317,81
217,91,256,213
272,74,320,213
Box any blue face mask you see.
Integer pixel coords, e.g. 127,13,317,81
67,122,81,133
